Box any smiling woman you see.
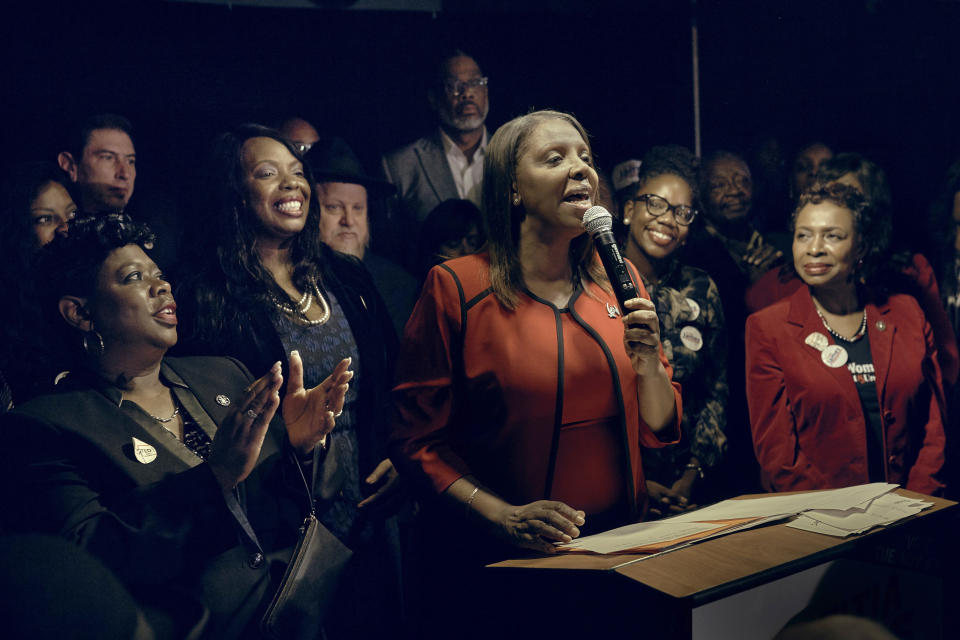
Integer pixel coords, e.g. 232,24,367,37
175,124,404,639
621,145,729,517
1,215,353,638
746,185,947,495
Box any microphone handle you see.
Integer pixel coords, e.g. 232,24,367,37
592,228,638,312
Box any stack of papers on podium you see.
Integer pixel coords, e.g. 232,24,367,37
558,483,929,554
786,491,934,537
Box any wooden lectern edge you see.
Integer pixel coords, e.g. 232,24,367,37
486,488,957,603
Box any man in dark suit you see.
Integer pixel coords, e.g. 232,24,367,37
379,50,490,267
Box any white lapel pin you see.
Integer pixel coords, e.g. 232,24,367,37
132,437,157,465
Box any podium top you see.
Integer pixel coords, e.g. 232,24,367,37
488,488,956,603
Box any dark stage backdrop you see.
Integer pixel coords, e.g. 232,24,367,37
3,0,959,254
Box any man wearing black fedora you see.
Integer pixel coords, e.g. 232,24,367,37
305,137,418,337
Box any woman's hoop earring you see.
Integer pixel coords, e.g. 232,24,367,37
82,331,104,358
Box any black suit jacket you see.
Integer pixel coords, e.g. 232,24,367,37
0,356,342,639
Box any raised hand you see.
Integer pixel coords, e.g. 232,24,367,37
282,350,353,454
208,360,283,490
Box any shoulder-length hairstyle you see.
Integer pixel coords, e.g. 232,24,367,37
786,184,889,286
0,162,77,397
185,123,323,339
482,109,607,309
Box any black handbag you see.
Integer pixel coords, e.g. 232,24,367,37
260,451,353,640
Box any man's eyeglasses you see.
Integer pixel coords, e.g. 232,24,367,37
708,174,751,194
294,142,313,155
443,77,489,97
633,194,698,226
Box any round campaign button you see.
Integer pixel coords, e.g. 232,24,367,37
685,298,701,321
680,326,703,351
821,344,848,368
804,331,829,352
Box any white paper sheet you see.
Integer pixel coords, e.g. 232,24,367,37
786,492,933,537
667,483,899,523
559,520,724,554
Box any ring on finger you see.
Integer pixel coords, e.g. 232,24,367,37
245,408,259,419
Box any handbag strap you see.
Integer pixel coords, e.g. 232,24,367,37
289,449,317,518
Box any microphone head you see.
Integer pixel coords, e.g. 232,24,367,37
582,205,613,236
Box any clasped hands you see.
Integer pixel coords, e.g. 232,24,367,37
207,351,352,490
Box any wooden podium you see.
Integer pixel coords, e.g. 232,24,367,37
486,489,957,639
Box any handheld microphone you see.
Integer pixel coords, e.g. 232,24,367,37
582,205,638,312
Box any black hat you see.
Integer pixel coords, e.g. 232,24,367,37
305,137,396,198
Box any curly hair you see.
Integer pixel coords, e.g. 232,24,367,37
786,184,889,285
482,109,607,309
181,123,324,342
631,144,701,208
35,215,156,375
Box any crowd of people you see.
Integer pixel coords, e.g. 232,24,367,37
0,47,956,639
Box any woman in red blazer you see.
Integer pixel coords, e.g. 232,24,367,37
746,185,946,494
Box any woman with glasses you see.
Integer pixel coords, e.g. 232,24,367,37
746,185,946,494
622,145,729,515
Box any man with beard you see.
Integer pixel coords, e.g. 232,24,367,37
380,50,490,266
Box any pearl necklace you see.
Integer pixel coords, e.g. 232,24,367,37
151,405,181,423
815,306,867,342
273,277,331,326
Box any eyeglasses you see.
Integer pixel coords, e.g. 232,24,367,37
443,77,489,97
708,174,751,193
633,194,698,226
293,141,313,155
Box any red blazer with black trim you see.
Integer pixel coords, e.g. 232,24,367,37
745,287,947,494
389,253,682,519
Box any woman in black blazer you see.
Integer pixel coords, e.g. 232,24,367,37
0,216,351,638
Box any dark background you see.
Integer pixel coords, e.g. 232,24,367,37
3,0,959,251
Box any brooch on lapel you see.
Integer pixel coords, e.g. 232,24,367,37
606,302,620,318
216,394,231,406
132,437,157,464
